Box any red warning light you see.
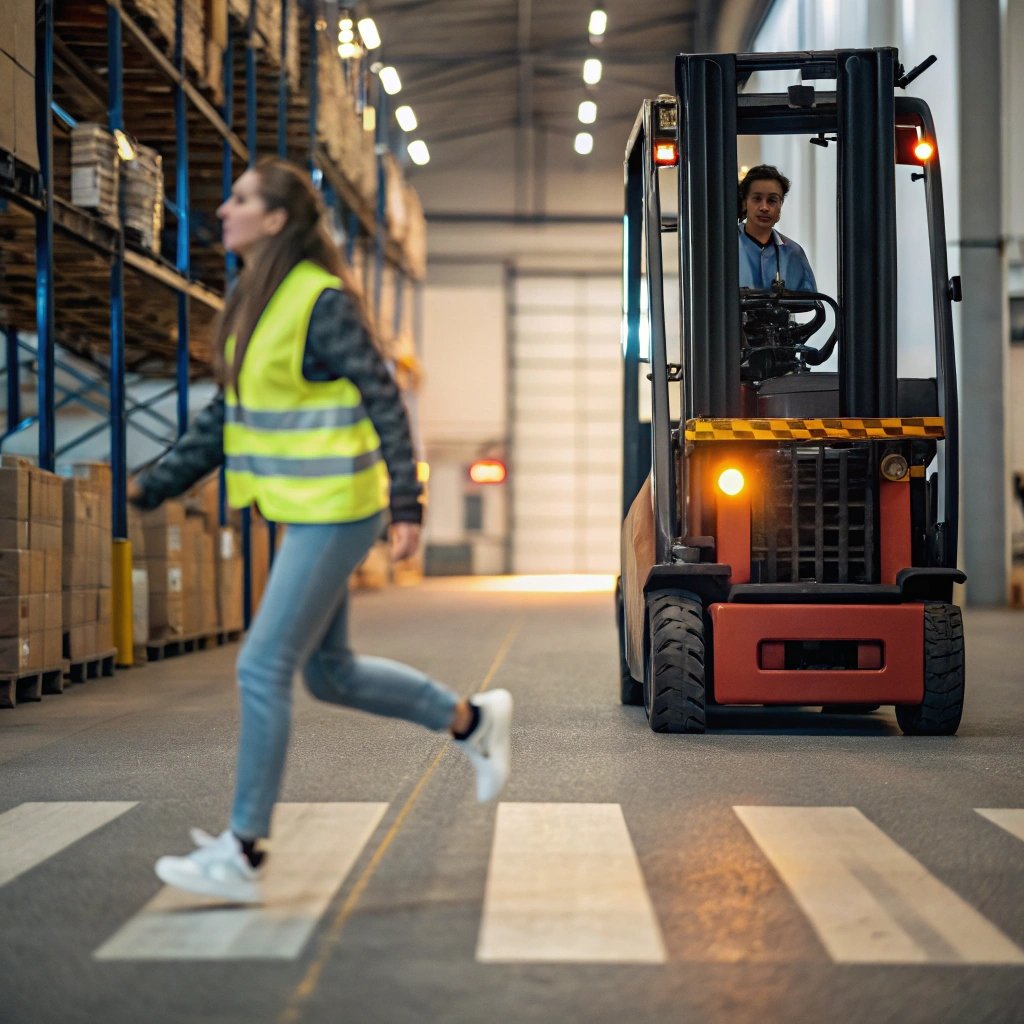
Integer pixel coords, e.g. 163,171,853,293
468,459,507,485
654,142,678,166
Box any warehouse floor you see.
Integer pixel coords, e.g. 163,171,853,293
1,578,1023,1024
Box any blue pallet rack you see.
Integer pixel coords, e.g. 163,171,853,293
0,0,421,646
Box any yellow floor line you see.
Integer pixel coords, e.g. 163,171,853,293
279,621,522,1024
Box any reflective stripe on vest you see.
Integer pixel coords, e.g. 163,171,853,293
224,404,369,431
225,451,381,477
223,260,390,524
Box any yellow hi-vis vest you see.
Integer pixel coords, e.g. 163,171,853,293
223,260,390,523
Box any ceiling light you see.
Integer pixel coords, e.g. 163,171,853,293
588,7,607,37
338,41,361,58
583,58,602,85
574,132,594,155
338,27,354,42
395,105,418,132
379,65,402,94
339,16,353,29
578,100,597,124
408,139,430,165
357,17,381,49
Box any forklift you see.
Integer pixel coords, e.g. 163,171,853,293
617,49,966,735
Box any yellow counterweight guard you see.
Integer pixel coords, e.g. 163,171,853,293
684,417,945,442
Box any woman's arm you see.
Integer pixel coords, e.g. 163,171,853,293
132,394,226,509
303,289,423,523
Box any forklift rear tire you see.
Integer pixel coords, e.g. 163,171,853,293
616,579,643,705
644,593,707,733
896,603,965,736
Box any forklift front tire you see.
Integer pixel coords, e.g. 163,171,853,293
644,593,707,733
896,603,965,736
616,579,643,706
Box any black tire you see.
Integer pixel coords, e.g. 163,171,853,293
644,592,707,733
616,579,643,706
896,603,965,736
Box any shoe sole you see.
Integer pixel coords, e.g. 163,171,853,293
155,858,262,904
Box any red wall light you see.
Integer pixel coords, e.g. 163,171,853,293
468,459,507,485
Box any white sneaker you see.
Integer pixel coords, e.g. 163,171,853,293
455,689,513,802
155,829,263,904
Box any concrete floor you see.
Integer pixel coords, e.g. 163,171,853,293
1,579,1022,1024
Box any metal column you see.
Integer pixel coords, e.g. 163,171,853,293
174,0,190,437
5,328,20,433
108,1,133,665
34,0,55,470
957,0,1010,603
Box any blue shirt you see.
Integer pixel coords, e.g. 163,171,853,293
738,223,817,292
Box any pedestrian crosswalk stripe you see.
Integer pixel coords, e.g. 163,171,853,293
93,802,387,961
476,802,666,963
734,806,1024,964
976,809,1024,844
0,802,137,889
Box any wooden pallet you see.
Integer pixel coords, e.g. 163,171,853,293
64,649,117,685
134,629,244,664
0,665,66,708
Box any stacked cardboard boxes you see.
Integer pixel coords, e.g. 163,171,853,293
217,526,244,632
0,0,39,170
71,124,120,225
140,502,186,640
62,466,113,661
0,460,63,674
182,515,218,636
122,143,164,252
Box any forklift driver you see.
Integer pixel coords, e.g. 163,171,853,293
738,164,817,292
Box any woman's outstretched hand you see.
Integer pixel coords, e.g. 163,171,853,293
388,521,421,562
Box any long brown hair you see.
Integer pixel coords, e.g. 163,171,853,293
215,156,366,388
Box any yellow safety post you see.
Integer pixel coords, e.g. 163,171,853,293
112,538,134,667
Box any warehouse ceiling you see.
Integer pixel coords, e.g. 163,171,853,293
364,0,729,219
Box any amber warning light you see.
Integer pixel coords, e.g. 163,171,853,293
654,142,678,166
469,459,507,485
914,139,934,162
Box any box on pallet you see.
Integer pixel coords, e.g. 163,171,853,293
141,501,186,638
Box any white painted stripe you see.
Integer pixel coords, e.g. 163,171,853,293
976,809,1024,844
0,802,137,888
94,802,387,960
735,806,1024,964
476,802,666,963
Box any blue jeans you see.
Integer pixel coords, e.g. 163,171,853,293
230,512,459,839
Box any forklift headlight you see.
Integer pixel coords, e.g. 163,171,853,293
717,468,745,496
880,453,909,482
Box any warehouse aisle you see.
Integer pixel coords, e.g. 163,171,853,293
1,579,1023,1024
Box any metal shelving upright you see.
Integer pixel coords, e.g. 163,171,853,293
1,0,426,654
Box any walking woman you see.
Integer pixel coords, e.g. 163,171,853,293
129,157,512,904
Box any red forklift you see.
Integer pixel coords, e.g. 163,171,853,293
617,48,966,734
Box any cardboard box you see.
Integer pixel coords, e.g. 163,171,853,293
217,557,244,632
12,0,34,75
29,520,62,551
0,53,15,155
0,549,33,595
64,623,96,660
97,587,111,623
128,506,146,559
0,595,30,637
144,524,183,559
25,592,44,631
96,617,113,652
145,560,183,595
0,519,29,549
29,548,44,594
43,591,61,633
43,629,61,666
0,466,30,520
0,634,32,673
63,587,96,628
43,548,61,592
63,477,102,525
13,64,37,170
149,592,185,636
